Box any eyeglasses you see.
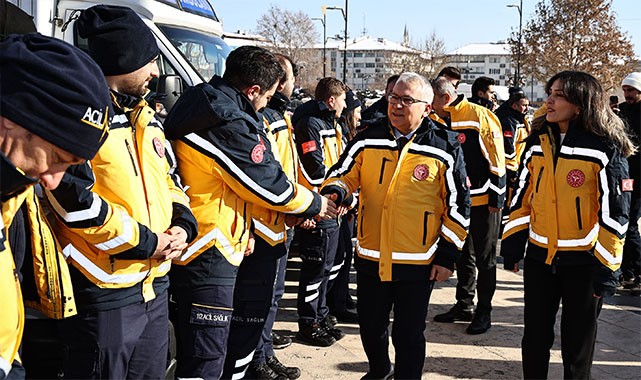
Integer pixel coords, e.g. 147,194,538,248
388,93,428,107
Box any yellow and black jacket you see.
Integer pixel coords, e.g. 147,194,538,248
251,92,299,246
500,120,631,295
321,118,471,281
163,76,322,288
443,95,506,208
45,91,197,311
495,104,531,206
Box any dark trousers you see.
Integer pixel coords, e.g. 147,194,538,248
253,229,294,365
356,270,434,380
174,284,234,380
222,236,282,379
455,206,500,310
60,290,169,380
522,256,603,380
621,196,641,280
327,216,355,314
296,225,340,326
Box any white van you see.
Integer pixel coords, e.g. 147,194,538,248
11,0,231,110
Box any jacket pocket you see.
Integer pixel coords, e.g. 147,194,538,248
379,157,392,184
535,167,544,193
359,206,365,238
575,196,583,230
298,228,326,263
422,211,431,246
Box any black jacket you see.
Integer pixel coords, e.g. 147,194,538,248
360,96,388,126
619,101,640,198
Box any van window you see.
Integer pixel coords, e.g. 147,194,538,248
158,24,231,81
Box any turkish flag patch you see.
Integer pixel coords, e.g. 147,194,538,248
503,131,514,138
457,133,466,144
622,179,634,192
302,140,317,154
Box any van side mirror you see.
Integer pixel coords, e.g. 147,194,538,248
157,75,183,112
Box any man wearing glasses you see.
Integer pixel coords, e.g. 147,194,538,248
431,76,505,335
321,72,470,379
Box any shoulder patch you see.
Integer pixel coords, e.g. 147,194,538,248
153,137,165,158
622,179,634,192
301,140,317,154
503,131,514,138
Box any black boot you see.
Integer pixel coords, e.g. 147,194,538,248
266,356,301,380
433,303,474,323
466,308,491,334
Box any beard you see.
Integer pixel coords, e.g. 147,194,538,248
119,75,149,98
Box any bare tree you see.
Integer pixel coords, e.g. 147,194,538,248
421,30,447,78
255,5,322,89
511,0,635,91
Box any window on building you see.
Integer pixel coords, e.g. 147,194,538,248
354,52,363,57
366,52,375,57
376,52,385,57
366,62,375,68
489,68,500,75
499,63,506,68
376,63,384,68
355,69,361,73
354,63,364,68
499,75,505,79
490,57,499,63
331,51,336,58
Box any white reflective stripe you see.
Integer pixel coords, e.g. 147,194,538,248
356,241,438,261
180,228,243,263
306,281,321,292
177,378,205,380
283,187,315,215
235,349,255,368
506,151,517,159
598,165,629,236
46,191,102,223
478,134,502,174
504,216,530,235
305,291,319,303
0,217,4,240
111,114,129,124
441,225,465,249
185,133,295,203
62,244,149,284
157,260,171,273
489,183,506,195
269,119,287,130
232,369,248,380
329,262,343,281
252,219,285,242
326,139,397,178
594,241,623,266
94,211,135,251
470,179,490,195
0,356,11,378
511,146,540,209
559,146,608,166
451,121,480,129
319,129,337,138
298,157,323,187
529,223,599,247
409,143,469,228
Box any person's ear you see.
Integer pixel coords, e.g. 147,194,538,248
245,84,261,101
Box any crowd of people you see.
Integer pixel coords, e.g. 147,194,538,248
1,4,640,380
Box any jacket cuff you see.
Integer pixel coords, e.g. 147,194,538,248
434,240,460,271
112,223,158,259
171,202,198,243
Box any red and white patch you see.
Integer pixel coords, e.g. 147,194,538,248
251,143,266,163
492,131,502,139
153,137,165,158
622,179,635,192
301,140,317,154
413,164,430,181
566,169,585,188
503,130,514,138
457,133,466,144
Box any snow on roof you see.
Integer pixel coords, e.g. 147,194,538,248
314,36,419,53
446,43,511,56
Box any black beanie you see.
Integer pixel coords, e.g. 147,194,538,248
76,5,159,76
345,90,362,113
0,33,111,160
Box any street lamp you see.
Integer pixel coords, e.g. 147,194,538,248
312,9,327,77
507,0,523,87
325,1,348,84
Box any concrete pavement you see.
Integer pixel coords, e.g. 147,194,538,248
271,256,641,379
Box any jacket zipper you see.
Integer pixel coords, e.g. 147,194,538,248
359,206,365,238
379,158,391,184
125,139,139,176
535,167,544,192
422,211,430,245
575,196,583,230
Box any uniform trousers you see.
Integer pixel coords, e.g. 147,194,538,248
621,196,641,280
455,206,500,311
173,284,234,379
356,269,435,380
59,290,168,380
327,216,355,314
222,236,282,379
522,256,603,379
252,229,294,365
296,224,341,326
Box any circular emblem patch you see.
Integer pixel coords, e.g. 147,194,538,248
413,164,430,181
251,143,266,163
457,132,466,144
566,169,585,188
152,137,165,158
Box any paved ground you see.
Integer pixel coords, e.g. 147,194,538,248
271,255,641,380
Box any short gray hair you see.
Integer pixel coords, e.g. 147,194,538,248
396,72,433,103
430,76,457,99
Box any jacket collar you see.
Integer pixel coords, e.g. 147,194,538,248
267,91,290,114
0,152,38,200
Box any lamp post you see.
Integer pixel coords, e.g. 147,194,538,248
312,10,327,77
326,1,348,84
507,0,523,87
